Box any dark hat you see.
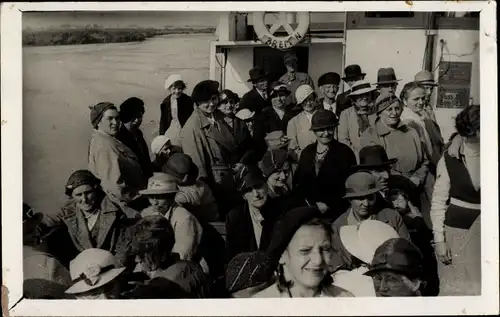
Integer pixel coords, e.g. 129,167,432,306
375,92,401,114
344,171,383,198
353,145,398,171
163,153,199,181
247,67,268,83
310,109,339,131
119,97,145,123
191,80,220,104
376,67,402,85
270,81,290,97
89,102,117,128
283,51,298,65
65,170,101,196
258,148,290,179
220,89,239,103
225,251,273,294
235,165,266,193
364,238,423,278
318,72,341,87
342,64,366,81
265,206,322,262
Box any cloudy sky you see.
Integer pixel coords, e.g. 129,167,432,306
23,11,221,30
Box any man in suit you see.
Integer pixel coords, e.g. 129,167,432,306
336,65,367,112
239,67,271,115
279,50,314,107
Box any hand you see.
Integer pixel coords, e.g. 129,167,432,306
316,202,329,214
434,241,452,265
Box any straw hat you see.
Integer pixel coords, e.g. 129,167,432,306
348,80,377,97
139,173,178,195
151,135,172,155
65,248,125,294
235,108,255,121
295,84,315,105
339,220,400,264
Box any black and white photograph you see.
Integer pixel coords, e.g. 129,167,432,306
1,1,498,316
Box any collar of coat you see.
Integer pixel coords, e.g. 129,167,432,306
374,117,409,136
196,108,226,128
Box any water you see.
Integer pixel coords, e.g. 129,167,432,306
22,34,216,216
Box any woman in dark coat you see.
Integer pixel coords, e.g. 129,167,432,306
159,75,194,141
293,109,357,224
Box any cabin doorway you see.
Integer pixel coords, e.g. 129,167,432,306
253,47,310,83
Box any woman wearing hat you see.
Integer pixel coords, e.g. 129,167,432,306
65,248,126,299
286,84,320,158
116,97,152,178
88,102,147,212
180,80,245,217
23,203,73,299
254,81,299,157
293,109,357,223
360,93,430,202
140,173,203,265
430,105,480,296
159,74,194,144
239,67,271,114
42,170,137,268
338,79,379,160
253,206,353,298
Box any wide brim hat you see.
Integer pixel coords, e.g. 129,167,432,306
151,135,172,155
342,64,366,81
376,67,402,85
247,67,269,83
344,171,384,198
295,84,315,105
139,173,178,195
235,109,255,121
348,80,377,97
310,109,339,131
65,267,125,294
339,220,400,264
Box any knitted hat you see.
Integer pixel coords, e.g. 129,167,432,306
318,72,341,87
65,170,101,196
191,80,220,104
225,251,273,294
163,153,199,181
119,97,145,123
89,102,116,128
310,109,339,131
258,148,290,179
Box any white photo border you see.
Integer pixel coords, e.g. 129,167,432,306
1,1,498,316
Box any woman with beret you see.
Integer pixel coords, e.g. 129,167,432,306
88,102,147,213
430,105,480,296
253,206,353,298
42,170,136,268
116,97,153,179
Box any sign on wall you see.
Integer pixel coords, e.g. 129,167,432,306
437,61,472,109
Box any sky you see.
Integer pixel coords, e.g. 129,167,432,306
23,11,221,30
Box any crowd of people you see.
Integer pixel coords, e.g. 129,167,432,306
23,50,481,299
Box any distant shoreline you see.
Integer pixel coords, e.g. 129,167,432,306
23,27,216,47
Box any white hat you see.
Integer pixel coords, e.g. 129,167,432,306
164,74,184,91
151,135,171,155
339,220,400,264
65,248,125,294
295,84,315,105
139,173,178,195
235,108,255,121
348,80,377,97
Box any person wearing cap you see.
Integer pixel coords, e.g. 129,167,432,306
278,50,315,107
360,92,430,195
293,109,357,222
375,67,402,97
116,97,152,178
336,64,367,112
235,108,256,136
331,220,401,297
127,215,212,298
180,80,243,216
23,203,73,299
430,105,480,296
225,166,279,264
254,206,353,298
364,238,424,297
140,173,203,264
225,251,274,298
286,84,320,158
239,67,271,114
41,170,137,268
414,70,439,108
150,135,184,173
159,74,194,139
88,102,147,211
65,248,126,299
337,80,378,160
254,81,299,157
318,72,344,117
331,171,410,268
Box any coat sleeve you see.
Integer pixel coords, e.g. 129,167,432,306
180,123,209,180
171,207,203,261
337,111,352,148
159,98,168,135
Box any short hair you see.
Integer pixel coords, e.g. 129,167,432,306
455,105,480,137
399,81,425,101
131,215,175,260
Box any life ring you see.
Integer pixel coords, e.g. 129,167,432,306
253,12,310,50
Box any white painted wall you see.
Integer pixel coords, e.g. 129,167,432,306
308,43,344,93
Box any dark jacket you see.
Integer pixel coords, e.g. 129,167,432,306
222,117,259,166
253,106,299,155
116,126,152,178
159,93,194,135
293,140,357,223
42,194,136,268
239,88,271,114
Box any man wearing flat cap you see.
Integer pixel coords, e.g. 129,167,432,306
239,67,272,114
278,50,314,107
